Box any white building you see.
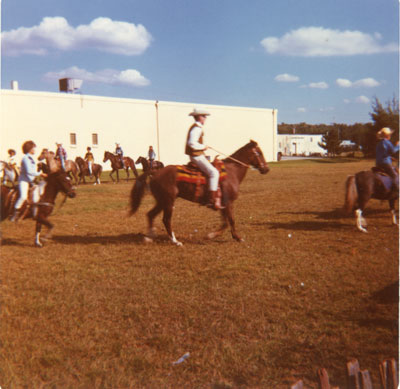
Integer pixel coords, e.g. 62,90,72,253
1,89,278,167
277,134,326,157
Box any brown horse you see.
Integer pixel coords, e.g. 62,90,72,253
1,171,76,247
135,156,164,172
129,140,270,245
344,168,398,232
103,151,138,182
75,157,103,185
38,149,80,184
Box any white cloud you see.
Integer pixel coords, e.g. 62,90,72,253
44,66,150,87
301,81,329,89
274,73,299,82
336,78,353,88
297,107,306,112
336,77,380,88
260,26,398,57
2,16,152,56
355,95,370,104
343,99,351,104
319,107,334,112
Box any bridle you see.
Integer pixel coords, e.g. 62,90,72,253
251,147,268,171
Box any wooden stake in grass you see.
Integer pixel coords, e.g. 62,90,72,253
380,358,398,389
359,370,373,389
347,359,361,389
290,379,303,389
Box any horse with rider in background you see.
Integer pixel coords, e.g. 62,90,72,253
38,148,80,184
75,156,103,185
135,156,164,173
344,127,399,232
103,151,138,182
130,140,269,246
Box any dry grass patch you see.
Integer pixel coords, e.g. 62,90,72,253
1,159,398,388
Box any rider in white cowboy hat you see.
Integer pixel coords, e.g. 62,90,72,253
185,108,222,210
376,127,399,192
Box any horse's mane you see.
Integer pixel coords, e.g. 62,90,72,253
225,140,258,162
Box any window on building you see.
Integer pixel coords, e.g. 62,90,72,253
278,142,281,148
70,133,77,146
92,133,98,146
310,137,313,142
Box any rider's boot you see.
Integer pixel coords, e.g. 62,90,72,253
206,191,225,211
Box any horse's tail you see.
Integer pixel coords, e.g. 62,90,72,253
129,172,150,215
344,175,357,214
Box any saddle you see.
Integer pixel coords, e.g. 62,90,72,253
176,159,227,204
176,159,227,185
371,167,398,193
371,166,389,176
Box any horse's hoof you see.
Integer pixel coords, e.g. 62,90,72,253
357,227,368,233
174,241,183,247
35,241,43,248
143,236,153,244
207,232,217,239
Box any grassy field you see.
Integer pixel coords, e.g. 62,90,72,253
1,159,398,388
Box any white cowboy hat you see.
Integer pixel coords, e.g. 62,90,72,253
189,108,210,117
55,142,62,145
377,127,394,137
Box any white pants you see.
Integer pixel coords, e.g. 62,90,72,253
15,181,41,210
88,161,93,174
190,155,219,191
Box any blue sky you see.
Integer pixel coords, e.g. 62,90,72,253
1,0,399,124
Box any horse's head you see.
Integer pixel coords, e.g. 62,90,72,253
248,140,270,174
38,148,48,161
135,156,144,164
103,151,110,163
51,171,77,198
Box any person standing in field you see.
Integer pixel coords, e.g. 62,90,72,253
10,141,46,222
376,127,399,193
185,108,222,210
84,146,94,176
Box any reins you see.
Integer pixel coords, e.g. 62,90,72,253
207,146,251,168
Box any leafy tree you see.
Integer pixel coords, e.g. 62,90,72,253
363,97,399,156
318,129,342,156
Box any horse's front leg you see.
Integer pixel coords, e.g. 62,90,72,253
35,221,43,247
109,169,115,183
226,203,243,242
207,208,228,240
126,168,130,182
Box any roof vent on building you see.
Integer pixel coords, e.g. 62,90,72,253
11,80,19,90
59,78,83,93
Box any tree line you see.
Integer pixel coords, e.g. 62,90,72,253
278,97,399,157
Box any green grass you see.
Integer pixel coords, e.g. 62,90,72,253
1,160,398,388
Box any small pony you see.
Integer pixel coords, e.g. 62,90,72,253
344,168,398,232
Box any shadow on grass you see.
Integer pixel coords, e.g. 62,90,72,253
52,233,146,245
0,238,22,246
262,220,351,231
277,208,345,220
371,282,399,304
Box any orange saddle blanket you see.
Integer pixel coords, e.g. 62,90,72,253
176,161,227,185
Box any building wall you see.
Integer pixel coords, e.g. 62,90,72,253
277,134,326,156
1,90,278,167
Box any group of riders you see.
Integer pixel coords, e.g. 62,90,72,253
3,108,399,222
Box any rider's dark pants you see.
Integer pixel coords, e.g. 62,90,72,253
377,163,399,192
